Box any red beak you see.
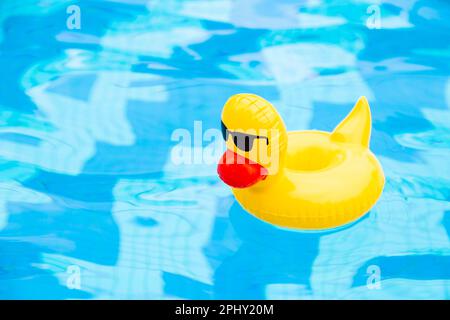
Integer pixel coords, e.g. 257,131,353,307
217,150,268,188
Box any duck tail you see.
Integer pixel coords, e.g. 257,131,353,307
330,96,372,148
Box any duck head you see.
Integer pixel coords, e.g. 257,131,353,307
217,94,287,188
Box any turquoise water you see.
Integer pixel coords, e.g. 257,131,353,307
0,0,449,299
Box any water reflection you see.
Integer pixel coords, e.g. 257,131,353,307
214,201,323,299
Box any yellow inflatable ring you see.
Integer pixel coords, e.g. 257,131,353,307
217,94,385,230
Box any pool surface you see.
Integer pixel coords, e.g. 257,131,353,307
0,0,449,299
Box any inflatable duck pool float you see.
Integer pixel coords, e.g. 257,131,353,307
217,94,385,230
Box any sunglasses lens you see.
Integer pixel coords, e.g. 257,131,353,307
232,133,254,152
222,123,267,152
221,121,227,140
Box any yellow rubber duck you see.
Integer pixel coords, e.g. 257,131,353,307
217,93,385,230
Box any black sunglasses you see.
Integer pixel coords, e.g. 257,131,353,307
221,121,269,152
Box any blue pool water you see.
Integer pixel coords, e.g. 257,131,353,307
0,0,449,299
